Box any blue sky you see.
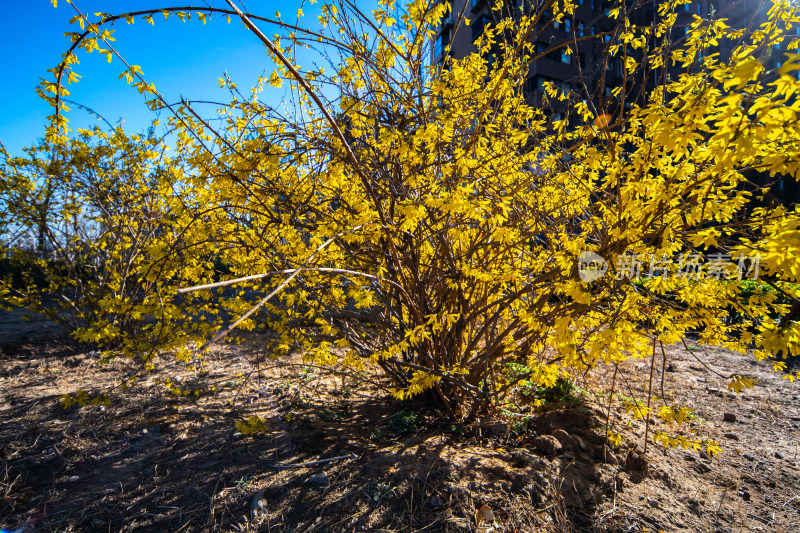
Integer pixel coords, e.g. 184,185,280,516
0,1,349,156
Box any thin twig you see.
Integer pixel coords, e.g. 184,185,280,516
52,444,68,464
199,224,367,351
267,453,356,469
680,337,730,379
223,0,414,308
223,0,368,197
643,335,657,456
178,267,407,297
783,492,799,508
606,364,618,442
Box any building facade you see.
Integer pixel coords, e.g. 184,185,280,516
434,0,799,205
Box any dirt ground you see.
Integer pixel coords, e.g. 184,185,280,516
1,308,799,532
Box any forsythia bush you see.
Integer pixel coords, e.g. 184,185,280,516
3,0,799,451
0,128,229,374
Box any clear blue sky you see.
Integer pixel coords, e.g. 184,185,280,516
0,1,355,157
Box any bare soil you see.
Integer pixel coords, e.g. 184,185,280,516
1,309,799,532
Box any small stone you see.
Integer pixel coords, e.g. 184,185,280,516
739,489,751,501
482,420,507,435
723,433,739,441
647,497,658,508
723,413,737,422
707,388,723,397
743,454,755,461
533,435,563,456
666,363,676,372
599,446,618,465
68,475,79,482
428,494,444,510
551,429,577,451
693,462,711,474
308,472,330,487
624,451,649,475
765,495,773,503
250,491,267,516
142,428,148,434
476,505,494,523
570,434,588,451
775,451,784,460
524,482,545,503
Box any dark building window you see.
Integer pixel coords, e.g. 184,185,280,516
526,75,571,93
534,41,573,64
485,51,498,70
439,9,453,31
472,15,492,42
525,76,546,93
435,27,451,58
606,58,622,76
538,76,551,91
553,17,572,32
